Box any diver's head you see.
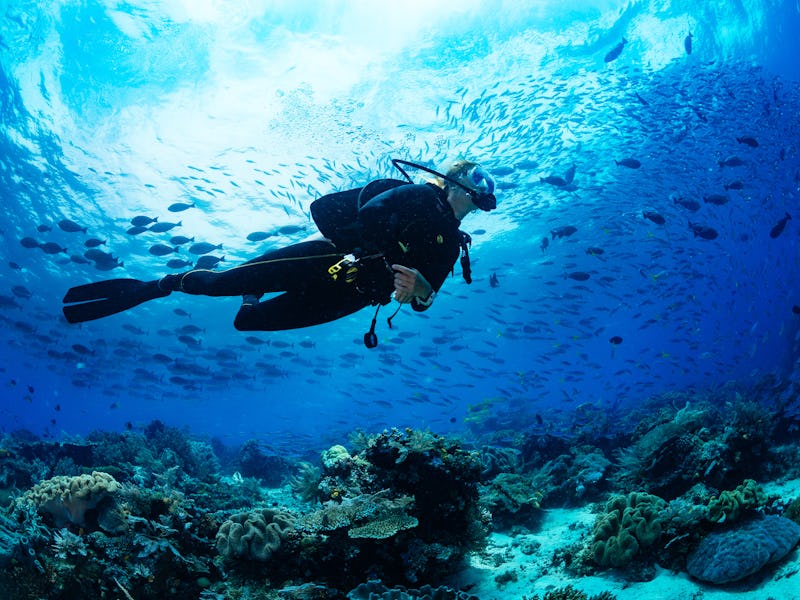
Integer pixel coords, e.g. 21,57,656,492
439,159,497,213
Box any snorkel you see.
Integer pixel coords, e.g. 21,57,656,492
391,159,497,211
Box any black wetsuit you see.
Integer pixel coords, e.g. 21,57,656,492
174,181,465,331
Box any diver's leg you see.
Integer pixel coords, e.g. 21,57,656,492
161,241,342,297
233,286,369,331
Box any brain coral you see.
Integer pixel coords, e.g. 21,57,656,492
20,471,122,528
686,515,800,584
591,491,667,568
216,507,295,561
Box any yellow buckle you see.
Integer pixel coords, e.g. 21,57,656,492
328,255,358,282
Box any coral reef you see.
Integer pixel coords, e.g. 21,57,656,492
529,585,617,600
347,579,479,600
216,507,295,561
19,471,123,531
686,515,800,584
590,492,667,568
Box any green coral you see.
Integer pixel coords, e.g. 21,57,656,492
591,492,667,568
216,507,295,561
530,585,617,600
707,479,765,523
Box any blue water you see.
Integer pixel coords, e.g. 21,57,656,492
2,0,800,450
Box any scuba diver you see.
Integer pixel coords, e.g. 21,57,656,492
62,158,497,347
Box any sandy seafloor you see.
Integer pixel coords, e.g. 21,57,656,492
452,478,800,600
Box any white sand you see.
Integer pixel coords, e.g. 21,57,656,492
456,478,800,600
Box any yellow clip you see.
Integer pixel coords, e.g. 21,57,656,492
328,255,358,282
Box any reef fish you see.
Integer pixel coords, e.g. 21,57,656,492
688,221,718,240
604,38,627,63
149,244,179,256
703,194,729,206
168,202,196,212
615,158,641,169
684,32,693,55
58,219,87,234
674,197,700,211
551,226,578,239
718,156,745,168
189,242,223,255
643,211,665,225
769,212,791,239
566,271,590,281
131,215,158,227
736,136,759,148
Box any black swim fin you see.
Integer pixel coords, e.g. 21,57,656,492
62,278,170,324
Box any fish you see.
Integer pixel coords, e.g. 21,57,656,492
84,238,106,248
793,305,800,315
126,226,149,236
736,136,758,148
195,255,224,269
170,236,195,245
0,294,21,309
11,285,32,299
72,343,94,355
540,237,549,252
149,244,180,256
246,231,272,242
178,334,201,347
8,262,22,270
131,215,158,227
604,38,627,63
36,224,52,232
642,210,665,225
615,158,641,169
278,225,304,235
58,219,88,234
39,242,67,254
674,197,701,211
168,202,196,212
723,181,744,191
718,156,745,167
189,242,222,255
769,212,791,239
609,335,623,345
551,226,578,239
703,194,729,206
20,237,40,249
563,163,577,184
173,308,191,317
684,32,693,55
149,221,182,233
489,272,499,288
634,91,649,106
515,159,539,170
166,258,193,269
688,221,718,240
586,247,604,256
566,271,590,281
541,175,567,186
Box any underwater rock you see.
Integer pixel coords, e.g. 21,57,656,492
686,515,800,584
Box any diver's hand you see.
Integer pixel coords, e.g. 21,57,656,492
391,264,432,303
